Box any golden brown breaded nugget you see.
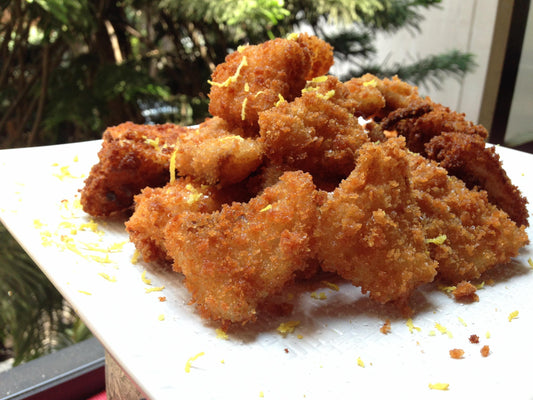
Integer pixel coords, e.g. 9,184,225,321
164,171,319,325
343,74,386,119
424,132,529,227
259,77,369,180
408,150,529,282
315,138,438,306
125,178,250,266
173,117,264,185
294,33,334,79
208,34,334,133
80,122,190,217
394,102,488,155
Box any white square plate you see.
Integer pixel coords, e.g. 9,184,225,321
0,140,531,399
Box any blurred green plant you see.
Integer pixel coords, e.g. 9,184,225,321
0,0,475,149
0,224,89,366
0,0,476,366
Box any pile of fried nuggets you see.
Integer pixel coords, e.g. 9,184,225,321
80,34,529,327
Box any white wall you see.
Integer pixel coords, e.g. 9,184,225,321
368,0,498,124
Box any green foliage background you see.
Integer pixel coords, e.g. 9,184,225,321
0,0,475,366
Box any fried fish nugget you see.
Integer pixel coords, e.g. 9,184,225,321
80,122,190,217
208,33,334,133
164,171,319,325
343,73,386,118
173,117,264,185
314,138,438,306
259,76,369,180
125,178,250,266
394,102,488,155
425,131,529,227
408,152,529,282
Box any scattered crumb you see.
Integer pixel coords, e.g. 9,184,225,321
469,334,479,344
429,383,449,391
158,296,166,302
449,348,464,359
284,348,289,354
481,345,490,357
380,319,391,334
452,281,479,302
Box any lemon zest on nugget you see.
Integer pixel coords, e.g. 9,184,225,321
208,56,247,87
425,234,447,245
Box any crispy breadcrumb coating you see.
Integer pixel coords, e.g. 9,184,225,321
80,35,530,328
80,122,191,217
125,177,251,266
164,171,320,325
208,33,334,133
259,75,369,180
173,117,264,185
425,132,529,227
314,138,438,306
408,148,529,282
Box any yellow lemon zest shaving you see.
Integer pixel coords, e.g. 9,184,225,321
143,136,160,151
435,322,453,338
169,145,179,184
141,270,152,285
311,75,328,83
363,79,377,87
275,93,285,107
321,281,339,291
145,285,165,293
277,320,300,337
406,318,421,333
425,234,447,245
241,97,248,120
184,352,205,373
215,328,229,340
208,56,247,87
429,383,449,391
98,272,117,282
